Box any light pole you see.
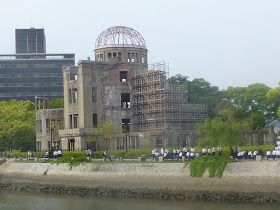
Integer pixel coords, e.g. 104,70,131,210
7,130,16,152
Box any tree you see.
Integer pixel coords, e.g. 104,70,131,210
49,98,64,109
101,121,119,151
169,74,224,118
197,105,250,147
266,83,280,119
0,100,36,151
226,83,276,130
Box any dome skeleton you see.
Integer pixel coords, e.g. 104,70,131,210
95,26,146,48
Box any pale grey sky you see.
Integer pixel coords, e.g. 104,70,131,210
1,0,280,90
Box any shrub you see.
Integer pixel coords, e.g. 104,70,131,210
56,156,89,169
188,156,235,178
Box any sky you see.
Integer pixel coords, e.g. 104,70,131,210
1,0,280,90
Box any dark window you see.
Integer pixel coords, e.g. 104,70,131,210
121,93,130,108
69,89,72,103
93,113,97,127
92,87,97,102
122,119,130,133
73,88,78,103
120,71,127,82
69,115,72,129
73,114,78,128
155,138,162,148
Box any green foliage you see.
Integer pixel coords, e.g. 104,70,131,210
56,156,89,169
266,85,280,119
49,98,64,109
197,105,250,147
169,74,224,119
61,151,87,158
93,151,104,158
0,100,35,151
226,83,276,129
111,150,127,158
124,149,152,158
101,121,119,151
189,156,235,178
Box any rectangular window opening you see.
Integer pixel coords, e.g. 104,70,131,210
122,119,130,133
93,113,97,128
92,87,97,102
73,88,78,103
120,71,127,82
73,114,78,128
121,93,130,108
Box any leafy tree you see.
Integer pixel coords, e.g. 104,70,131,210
49,98,64,109
226,83,276,129
197,105,250,147
169,74,224,118
266,82,280,119
101,121,119,152
0,100,35,151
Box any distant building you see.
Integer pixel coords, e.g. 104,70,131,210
36,26,207,152
16,28,46,54
0,28,75,102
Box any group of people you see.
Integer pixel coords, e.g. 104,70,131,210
42,150,62,158
87,149,95,158
151,146,223,161
27,151,34,158
230,146,280,160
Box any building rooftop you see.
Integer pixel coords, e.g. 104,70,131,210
95,26,146,50
0,53,75,60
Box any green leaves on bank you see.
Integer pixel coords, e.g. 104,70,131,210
188,156,235,178
56,156,89,169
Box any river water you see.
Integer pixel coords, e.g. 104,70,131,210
0,190,278,210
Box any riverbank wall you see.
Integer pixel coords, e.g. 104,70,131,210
0,161,279,202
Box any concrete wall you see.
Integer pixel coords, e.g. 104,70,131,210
1,161,280,201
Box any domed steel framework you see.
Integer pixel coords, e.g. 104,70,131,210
95,26,146,49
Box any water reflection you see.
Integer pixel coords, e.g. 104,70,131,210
0,190,278,210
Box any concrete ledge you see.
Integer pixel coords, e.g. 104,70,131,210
0,161,280,202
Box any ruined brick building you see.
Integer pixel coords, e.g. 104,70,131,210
36,26,207,151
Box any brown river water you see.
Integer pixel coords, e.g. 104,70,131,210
0,190,278,210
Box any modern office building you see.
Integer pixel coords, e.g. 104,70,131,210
0,53,75,101
15,28,46,54
0,28,75,102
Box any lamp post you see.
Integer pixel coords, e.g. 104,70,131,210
49,127,56,158
7,130,16,152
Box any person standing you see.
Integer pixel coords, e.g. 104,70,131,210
57,149,62,157
87,149,91,157
202,147,207,156
217,146,222,156
208,148,211,156
212,147,216,156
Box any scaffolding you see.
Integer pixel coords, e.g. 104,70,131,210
132,62,207,132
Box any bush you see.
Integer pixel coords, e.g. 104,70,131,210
56,156,89,169
61,151,87,158
124,149,151,158
188,156,235,178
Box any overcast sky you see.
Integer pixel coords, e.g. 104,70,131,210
1,0,280,90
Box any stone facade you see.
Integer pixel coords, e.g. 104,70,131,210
242,125,277,146
36,26,207,151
